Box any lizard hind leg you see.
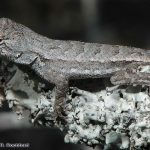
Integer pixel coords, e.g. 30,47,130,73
110,62,150,87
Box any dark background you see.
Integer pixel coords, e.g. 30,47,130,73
1,0,150,48
0,0,150,150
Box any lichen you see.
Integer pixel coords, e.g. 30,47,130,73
3,63,55,126
64,85,150,149
1,60,150,149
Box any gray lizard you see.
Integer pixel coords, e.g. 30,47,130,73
0,18,150,121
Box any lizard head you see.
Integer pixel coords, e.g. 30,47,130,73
0,18,26,58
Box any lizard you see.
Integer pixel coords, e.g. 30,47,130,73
0,18,150,122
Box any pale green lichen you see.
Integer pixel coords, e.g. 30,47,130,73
1,61,150,149
64,85,150,149
4,64,55,126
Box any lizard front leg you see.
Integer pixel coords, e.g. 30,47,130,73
54,77,69,123
111,62,150,87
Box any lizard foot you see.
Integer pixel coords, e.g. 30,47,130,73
56,109,67,125
55,98,67,125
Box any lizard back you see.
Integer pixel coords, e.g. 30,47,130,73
1,18,150,80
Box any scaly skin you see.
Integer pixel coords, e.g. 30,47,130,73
0,18,150,121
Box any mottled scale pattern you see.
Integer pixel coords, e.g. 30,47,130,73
1,18,150,79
